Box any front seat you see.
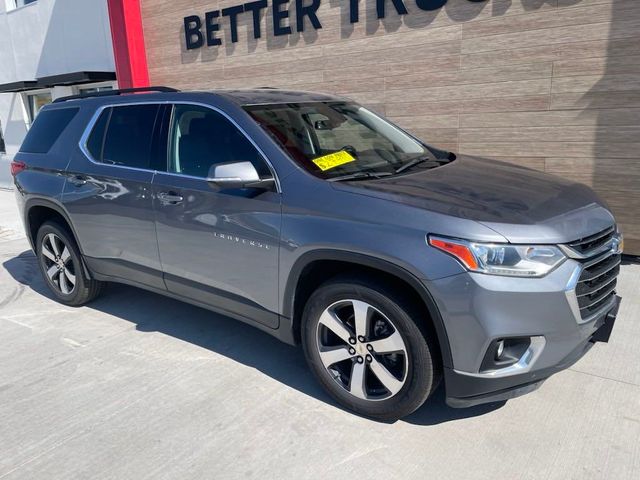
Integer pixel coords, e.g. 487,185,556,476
179,117,222,177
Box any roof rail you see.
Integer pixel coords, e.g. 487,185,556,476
53,86,179,103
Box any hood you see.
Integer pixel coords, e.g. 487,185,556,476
332,155,615,244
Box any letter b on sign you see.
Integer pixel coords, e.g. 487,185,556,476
184,15,204,49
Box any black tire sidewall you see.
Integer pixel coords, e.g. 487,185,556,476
302,278,436,421
36,222,88,305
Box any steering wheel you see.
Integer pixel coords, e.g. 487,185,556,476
340,145,357,157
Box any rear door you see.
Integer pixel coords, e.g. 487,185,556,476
152,103,281,327
63,103,168,289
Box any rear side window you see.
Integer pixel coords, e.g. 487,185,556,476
86,104,160,169
86,108,110,161
20,108,79,154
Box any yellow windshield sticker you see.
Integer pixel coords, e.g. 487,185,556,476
312,151,356,171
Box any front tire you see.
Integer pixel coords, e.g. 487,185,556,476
36,221,104,306
301,275,441,421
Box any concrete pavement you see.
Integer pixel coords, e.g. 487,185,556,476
0,189,638,479
0,157,13,190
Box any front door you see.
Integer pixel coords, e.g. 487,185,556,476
152,104,281,328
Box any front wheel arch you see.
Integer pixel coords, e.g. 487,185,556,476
301,274,442,420
282,250,453,369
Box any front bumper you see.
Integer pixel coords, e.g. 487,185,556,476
423,259,621,408
445,306,617,407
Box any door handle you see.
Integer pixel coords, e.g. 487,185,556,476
157,192,184,204
69,175,87,186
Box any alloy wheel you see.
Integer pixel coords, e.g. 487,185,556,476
315,299,408,401
41,233,76,295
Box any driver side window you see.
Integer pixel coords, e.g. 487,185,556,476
169,104,269,178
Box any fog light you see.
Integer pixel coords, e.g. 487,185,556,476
480,337,533,372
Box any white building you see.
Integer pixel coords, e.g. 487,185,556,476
0,0,116,187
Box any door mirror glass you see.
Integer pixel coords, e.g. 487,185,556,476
206,161,274,190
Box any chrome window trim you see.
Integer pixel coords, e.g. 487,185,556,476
78,102,161,175
78,100,282,193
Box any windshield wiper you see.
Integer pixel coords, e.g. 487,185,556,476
394,155,442,174
328,171,393,182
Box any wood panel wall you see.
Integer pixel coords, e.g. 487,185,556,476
140,0,640,253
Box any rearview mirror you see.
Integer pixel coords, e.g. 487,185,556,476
206,161,275,190
314,120,331,130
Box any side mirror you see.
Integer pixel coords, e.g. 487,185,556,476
206,161,275,190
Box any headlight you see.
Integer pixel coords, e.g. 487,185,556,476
428,236,566,277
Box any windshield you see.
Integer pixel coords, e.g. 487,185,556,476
244,102,438,180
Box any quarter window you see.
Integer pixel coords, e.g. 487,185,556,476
86,104,160,170
169,104,269,178
19,107,79,154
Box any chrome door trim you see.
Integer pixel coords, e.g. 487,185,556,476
77,100,282,193
78,102,161,176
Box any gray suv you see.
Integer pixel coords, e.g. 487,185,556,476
11,87,622,421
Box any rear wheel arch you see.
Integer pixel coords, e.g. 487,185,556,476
283,250,453,368
25,199,79,251
24,200,91,280
35,220,104,305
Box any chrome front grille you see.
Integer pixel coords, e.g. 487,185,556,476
566,226,615,257
564,225,621,323
576,252,620,320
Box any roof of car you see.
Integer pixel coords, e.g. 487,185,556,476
50,87,351,108
210,88,350,105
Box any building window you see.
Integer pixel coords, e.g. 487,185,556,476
0,119,6,154
78,85,114,95
6,0,37,11
26,91,52,124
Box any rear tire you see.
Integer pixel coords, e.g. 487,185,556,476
301,275,441,421
36,221,104,306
